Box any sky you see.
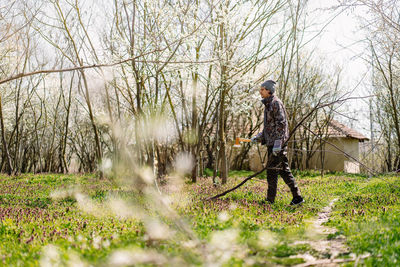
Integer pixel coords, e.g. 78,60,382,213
306,0,372,136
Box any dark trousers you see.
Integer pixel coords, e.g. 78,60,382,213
266,146,301,203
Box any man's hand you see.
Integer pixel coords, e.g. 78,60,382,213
251,133,263,143
272,140,282,156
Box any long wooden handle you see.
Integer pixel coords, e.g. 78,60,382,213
233,137,251,147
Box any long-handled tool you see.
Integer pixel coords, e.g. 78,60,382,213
233,137,251,148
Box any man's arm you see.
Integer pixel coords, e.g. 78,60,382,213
272,100,287,154
273,101,287,141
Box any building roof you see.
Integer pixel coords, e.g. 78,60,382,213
326,119,369,141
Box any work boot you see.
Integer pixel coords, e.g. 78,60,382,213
290,196,304,206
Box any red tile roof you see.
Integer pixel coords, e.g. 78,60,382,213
327,119,369,141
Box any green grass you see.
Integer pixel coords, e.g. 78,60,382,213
0,171,399,265
327,176,400,266
203,168,265,179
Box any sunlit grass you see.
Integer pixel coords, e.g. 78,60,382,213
0,172,399,265
327,176,400,266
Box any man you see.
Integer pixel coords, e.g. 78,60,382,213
251,80,304,205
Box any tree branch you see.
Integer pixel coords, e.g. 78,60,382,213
0,57,217,86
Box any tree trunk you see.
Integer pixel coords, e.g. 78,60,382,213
191,51,199,183
218,87,228,184
0,94,12,175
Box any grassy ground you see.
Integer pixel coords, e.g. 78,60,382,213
0,171,399,266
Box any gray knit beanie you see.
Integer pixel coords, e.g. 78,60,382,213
261,80,276,94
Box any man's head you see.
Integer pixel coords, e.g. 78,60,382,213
260,80,276,99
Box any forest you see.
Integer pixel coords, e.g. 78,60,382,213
0,0,399,266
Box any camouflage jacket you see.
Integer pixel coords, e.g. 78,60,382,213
256,95,289,147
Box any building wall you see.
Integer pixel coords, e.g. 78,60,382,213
245,137,361,173
342,138,360,173
248,145,268,172
309,137,360,173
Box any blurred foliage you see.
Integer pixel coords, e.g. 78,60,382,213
0,172,399,265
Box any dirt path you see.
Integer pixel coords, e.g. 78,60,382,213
292,198,358,266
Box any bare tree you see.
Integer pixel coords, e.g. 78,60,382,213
338,0,400,171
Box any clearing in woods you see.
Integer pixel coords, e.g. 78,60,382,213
0,171,399,266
